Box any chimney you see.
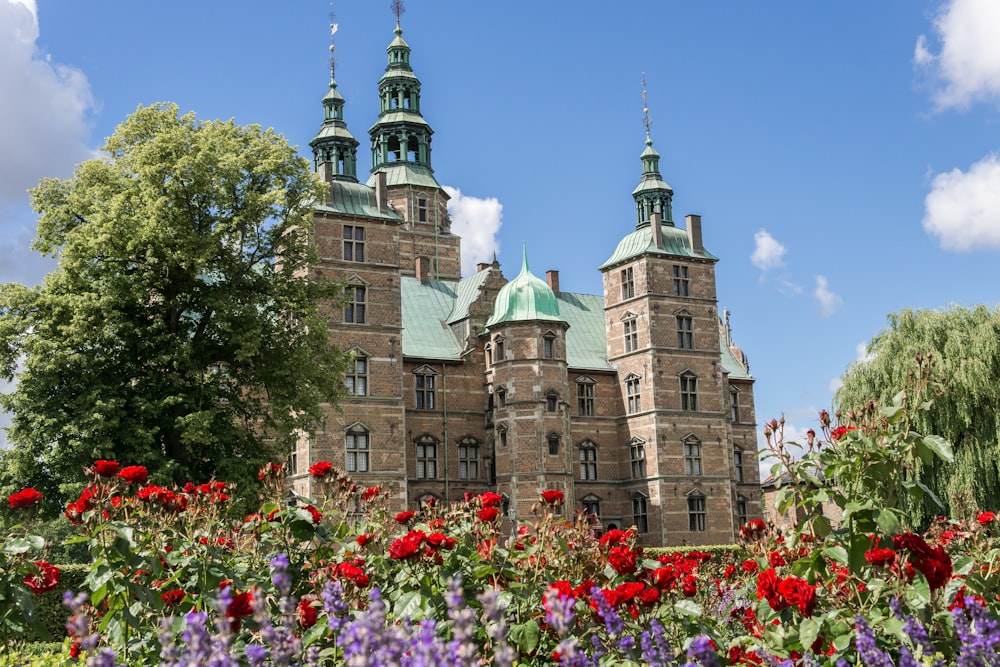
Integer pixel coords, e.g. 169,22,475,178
375,171,388,213
546,270,560,294
651,211,664,250
416,256,430,282
477,262,490,273
686,214,703,254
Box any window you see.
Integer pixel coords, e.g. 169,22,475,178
734,447,745,483
288,448,298,475
346,353,368,396
344,285,366,324
415,436,438,479
417,198,427,222
547,433,560,456
459,437,479,480
543,334,555,359
623,318,638,353
621,267,635,300
344,225,365,262
730,387,740,423
632,494,649,533
496,386,506,408
546,392,557,413
346,426,370,473
415,372,435,410
485,344,493,366
582,497,601,519
630,438,646,479
673,265,689,296
676,315,693,349
680,373,698,411
577,379,595,416
626,376,642,414
579,443,597,480
688,493,706,532
737,495,748,528
495,336,505,361
497,426,508,448
684,437,702,476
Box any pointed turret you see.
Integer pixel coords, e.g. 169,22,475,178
310,22,360,183
486,246,564,327
632,137,674,228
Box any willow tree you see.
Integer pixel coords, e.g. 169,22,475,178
0,103,347,510
836,305,1000,525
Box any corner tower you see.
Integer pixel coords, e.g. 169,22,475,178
310,23,360,183
367,7,460,280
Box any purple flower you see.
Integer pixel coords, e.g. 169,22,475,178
953,597,1000,667
855,616,895,667
683,635,720,667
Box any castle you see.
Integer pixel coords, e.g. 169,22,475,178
288,13,761,546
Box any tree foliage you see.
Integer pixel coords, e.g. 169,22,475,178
0,103,347,510
836,305,1000,526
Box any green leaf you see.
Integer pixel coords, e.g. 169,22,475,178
798,618,820,652
875,509,901,536
822,546,849,565
510,620,541,655
905,575,932,609
393,590,426,619
919,434,953,463
2,537,32,554
673,599,702,618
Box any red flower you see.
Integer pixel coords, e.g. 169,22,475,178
614,581,645,604
479,491,504,508
607,545,638,575
756,568,788,611
117,466,148,484
478,507,501,522
92,460,120,477
599,529,631,548
740,519,766,540
768,551,786,567
394,510,416,524
8,487,42,509
362,486,380,501
356,533,373,548
741,559,759,574
258,462,284,480
893,532,953,590
540,489,564,505
724,565,737,580
426,532,457,550
308,461,334,478
978,511,996,526
226,590,253,619
297,598,318,629
864,548,897,568
24,561,60,595
303,505,323,523
778,576,816,616
681,575,698,598
638,587,660,606
160,590,186,606
388,530,426,560
830,425,856,441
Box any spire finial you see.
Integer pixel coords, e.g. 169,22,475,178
641,72,652,144
328,8,339,85
521,242,529,273
391,0,405,33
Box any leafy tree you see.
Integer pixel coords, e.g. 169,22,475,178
836,305,1000,526
0,103,347,511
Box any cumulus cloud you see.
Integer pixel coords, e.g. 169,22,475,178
814,275,842,317
0,0,96,205
914,0,1000,109
443,186,503,277
750,229,786,272
923,154,1000,250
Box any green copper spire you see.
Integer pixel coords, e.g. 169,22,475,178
310,21,360,182
632,80,673,228
367,4,438,184
485,245,564,327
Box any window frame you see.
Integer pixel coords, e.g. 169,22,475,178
734,447,745,483
676,314,693,349
621,266,635,300
547,433,560,456
687,493,706,532
629,438,646,479
632,493,649,533
344,285,367,324
414,371,436,410
577,378,595,416
344,225,365,262
543,333,555,359
730,386,740,423
545,392,558,413
683,436,702,476
345,426,370,473
415,435,438,479
346,352,368,397
623,317,638,353
458,437,479,480
579,442,598,481
626,375,642,414
673,264,689,297
680,373,698,411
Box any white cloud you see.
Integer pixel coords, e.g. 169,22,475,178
915,0,1000,109
0,0,96,205
750,229,786,272
443,186,503,277
856,341,874,363
923,154,1000,250
828,376,843,393
814,275,842,317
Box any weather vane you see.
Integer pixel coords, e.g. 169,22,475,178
641,72,652,140
391,0,405,29
329,7,338,81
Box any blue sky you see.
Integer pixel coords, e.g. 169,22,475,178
2,1,1000,469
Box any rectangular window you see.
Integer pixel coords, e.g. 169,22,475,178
621,267,635,300
495,338,505,361
415,374,435,410
673,265,689,296
579,447,597,481
344,225,365,262
684,440,702,476
583,499,600,519
346,355,368,396
543,336,554,359
417,198,427,222
633,496,649,533
737,498,748,528
345,286,366,324
577,382,594,416
630,441,646,479
734,448,745,483
498,429,507,448
288,449,298,475
730,387,739,423
680,375,697,411
688,496,707,532
676,315,693,349
624,318,638,353
416,441,437,479
346,432,370,473
459,440,478,480
546,394,557,412
547,435,560,456
626,377,641,414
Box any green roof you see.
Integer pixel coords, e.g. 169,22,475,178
557,292,614,371
401,277,463,360
600,223,718,269
365,163,440,189
447,268,492,324
485,250,564,327
315,181,403,221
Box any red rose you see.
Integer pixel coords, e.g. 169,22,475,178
297,598,318,629
394,510,416,524
226,590,254,619
681,574,698,598
742,559,759,574
388,530,426,560
160,590,186,606
599,529,631,548
740,519,766,540
978,511,996,526
24,561,60,595
8,488,42,509
117,466,148,484
426,532,456,550
864,548,897,568
258,462,284,480
913,547,952,591
614,581,645,603
478,507,501,522
362,486,380,501
92,460,120,477
638,587,660,606
756,568,787,611
777,575,816,616
830,425,856,441
479,491,503,508
540,489,564,505
724,565,737,580
304,505,323,523
356,533,373,548
607,545,638,575
308,461,334,478
768,551,786,567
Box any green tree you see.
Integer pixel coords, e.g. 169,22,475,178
0,103,347,510
836,305,1000,526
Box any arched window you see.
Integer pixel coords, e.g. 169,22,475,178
683,435,702,476
415,435,438,479
629,438,646,479
545,391,558,413
579,441,598,481
345,424,370,473
346,350,368,396
459,437,479,480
